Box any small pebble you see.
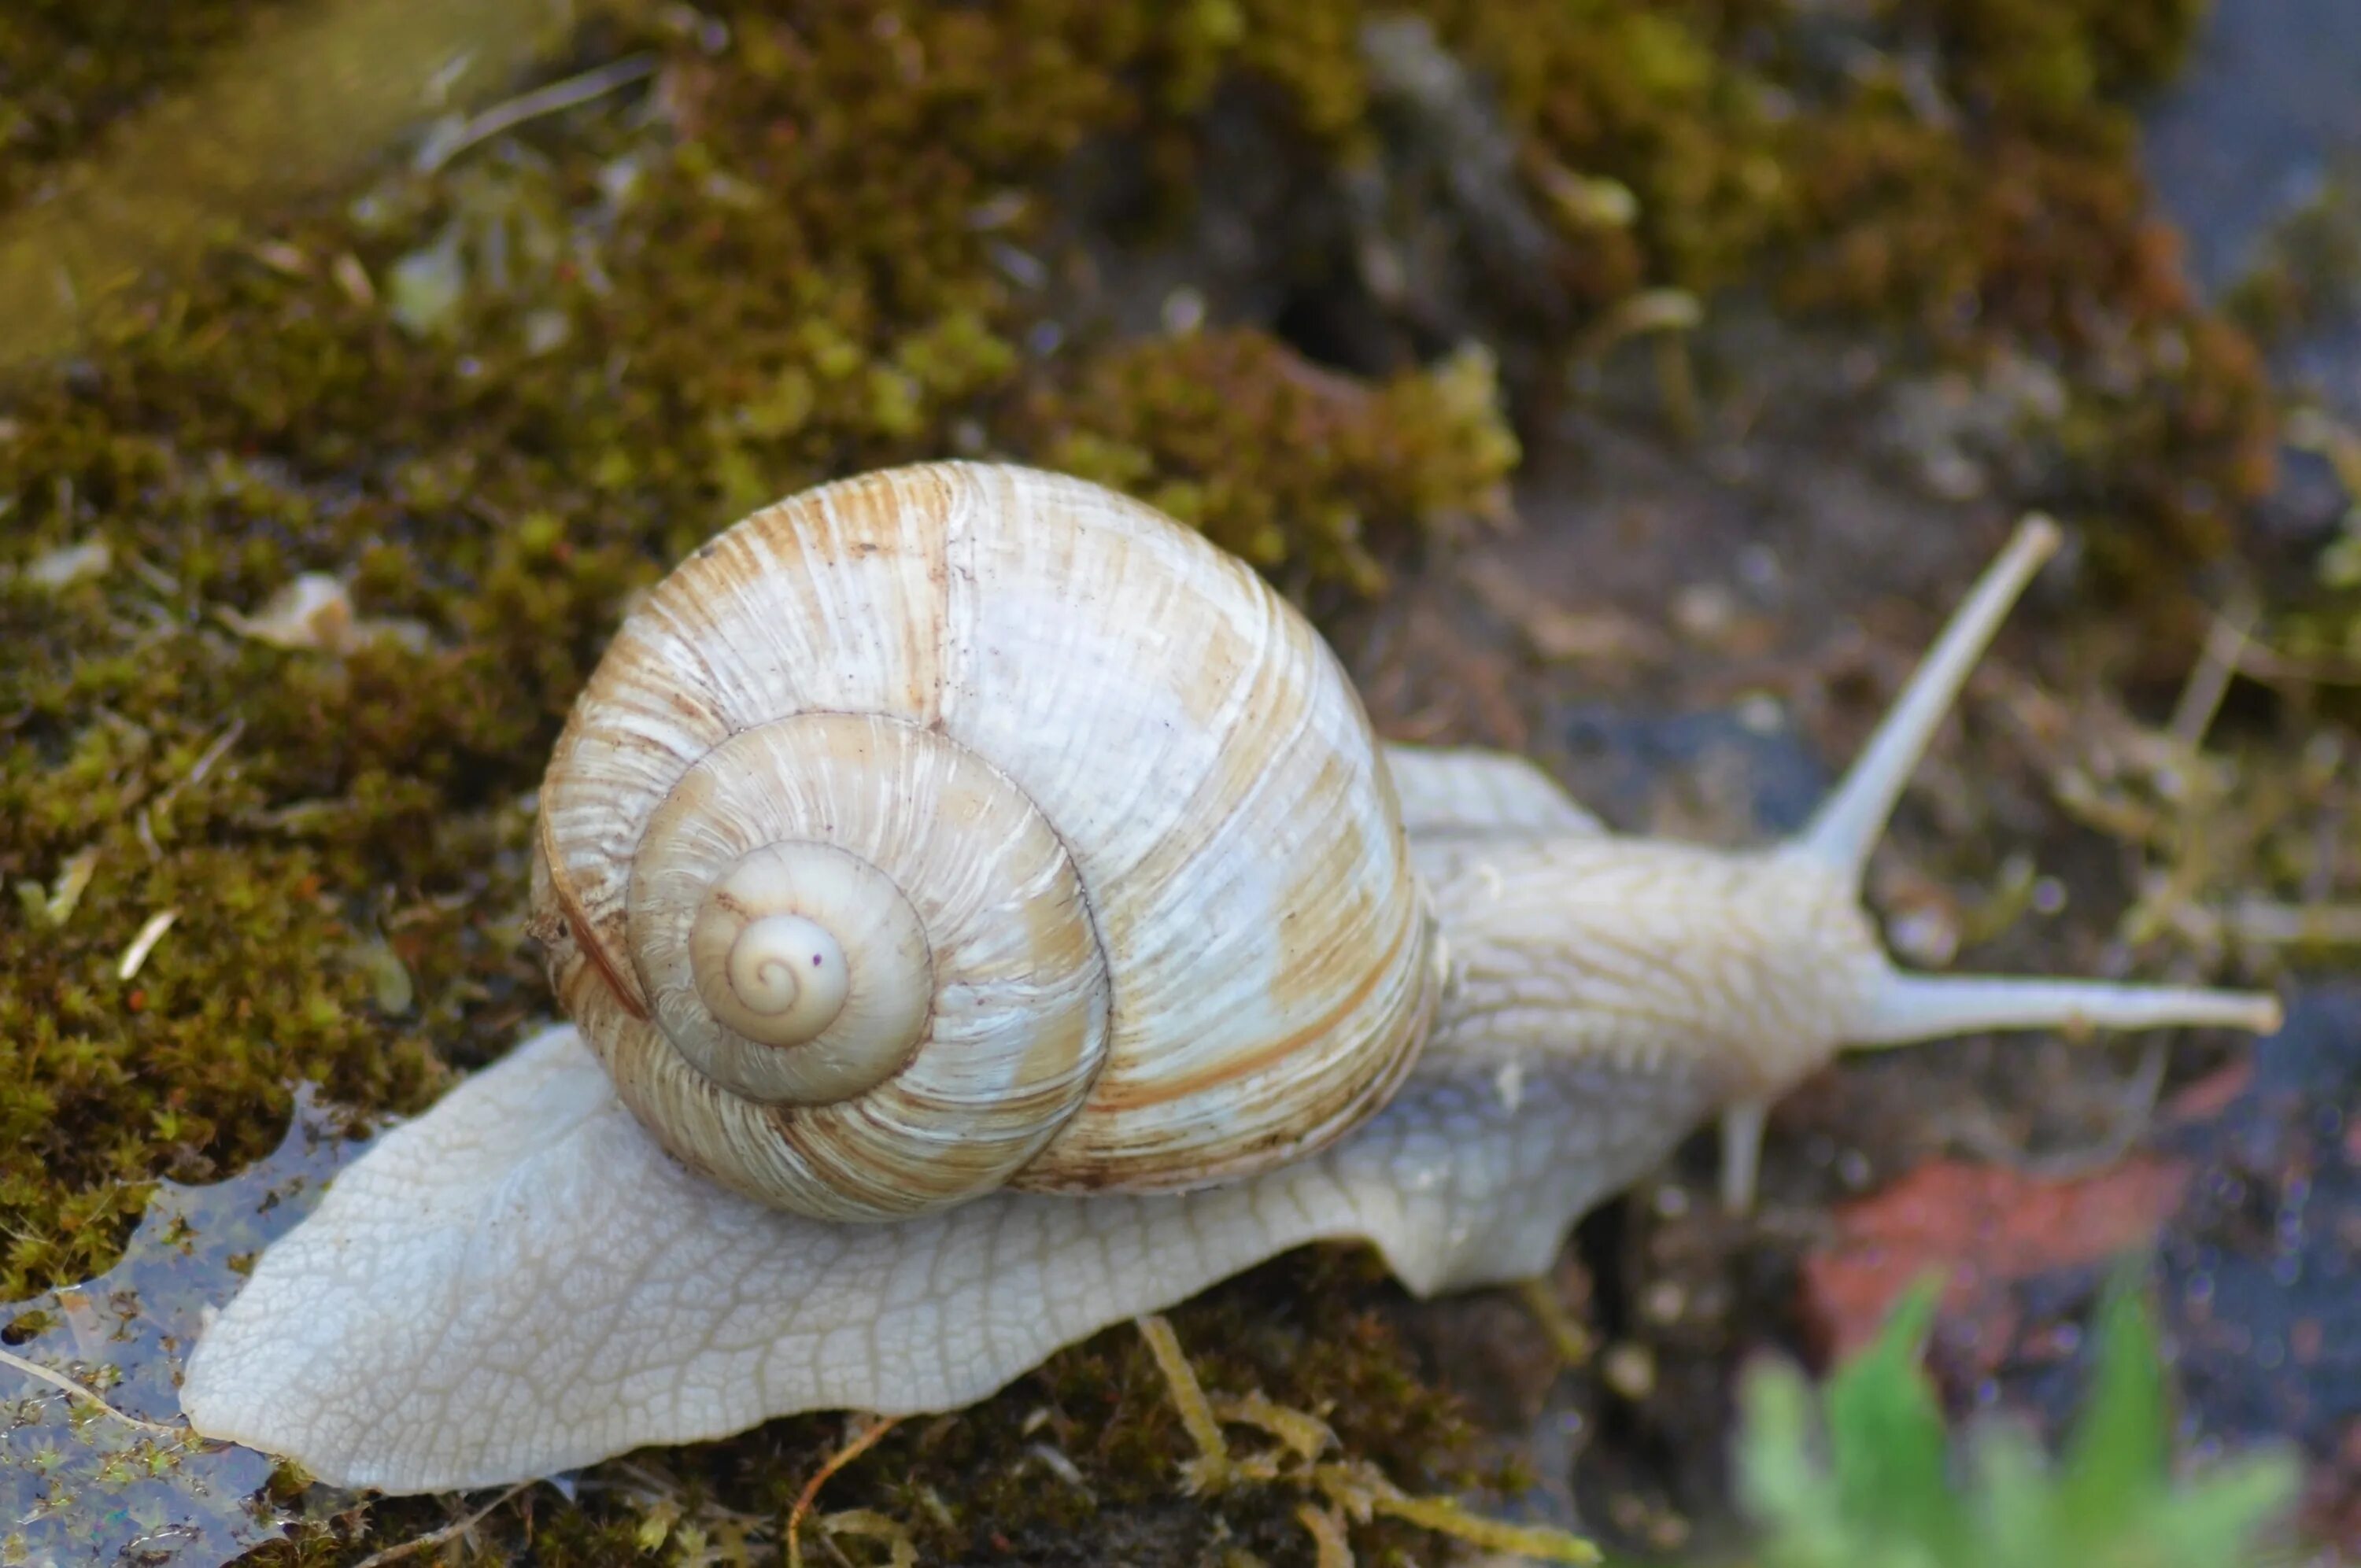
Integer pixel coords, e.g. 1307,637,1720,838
1602,1341,1657,1400
22,538,109,588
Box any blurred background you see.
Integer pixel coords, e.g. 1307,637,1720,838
2,0,2358,1562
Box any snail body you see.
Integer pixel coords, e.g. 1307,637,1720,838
183,463,2281,1493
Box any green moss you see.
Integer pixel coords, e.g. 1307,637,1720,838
1429,0,2270,572
1768,5,2275,569
1157,0,2273,588
1928,0,2211,116
1421,0,1782,301
1031,330,1517,595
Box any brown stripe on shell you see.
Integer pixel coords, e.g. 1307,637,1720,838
1079,879,1410,1114
533,806,650,1020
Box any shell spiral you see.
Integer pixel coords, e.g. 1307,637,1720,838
529,462,1440,1221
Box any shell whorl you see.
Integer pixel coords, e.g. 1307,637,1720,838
658,836,929,1098
696,901,850,1052
530,462,1439,1222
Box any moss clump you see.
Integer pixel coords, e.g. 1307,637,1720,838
1128,0,2275,584
1423,0,1786,301
1765,0,2278,571
1417,0,2272,570
1032,330,1517,596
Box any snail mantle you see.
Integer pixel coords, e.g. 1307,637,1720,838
179,463,2278,1493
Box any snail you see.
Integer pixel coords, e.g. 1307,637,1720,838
180,462,2279,1494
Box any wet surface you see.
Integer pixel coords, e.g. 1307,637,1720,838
2142,0,2361,296
0,1088,368,1567
1555,707,1827,843
2147,0,2361,540
2157,987,2361,1533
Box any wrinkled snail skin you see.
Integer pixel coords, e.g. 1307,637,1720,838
171,1013,1709,1496
177,477,2283,1494
172,771,1730,1497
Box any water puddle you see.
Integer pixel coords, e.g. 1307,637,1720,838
2,1088,372,1567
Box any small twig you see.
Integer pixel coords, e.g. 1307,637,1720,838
348,1481,532,1568
1135,1314,1231,1488
785,1415,904,1568
2181,896,2361,947
2167,597,2256,750
1515,1277,1597,1368
149,718,246,820
1570,286,1702,362
1950,1036,2173,1182
116,908,178,981
415,54,660,173
1314,1459,1602,1563
1297,1500,1355,1568
116,545,184,600
2233,642,2361,688
1210,1389,1336,1463
1136,1318,1605,1562
0,1345,179,1434
1360,1485,1602,1562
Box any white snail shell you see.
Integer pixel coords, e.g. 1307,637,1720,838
530,462,1441,1221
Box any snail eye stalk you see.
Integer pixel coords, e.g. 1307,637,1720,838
1715,515,2281,1213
